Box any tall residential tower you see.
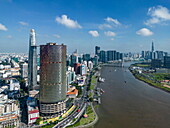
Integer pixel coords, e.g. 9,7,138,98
151,41,154,52
95,46,100,56
39,43,67,118
28,29,37,90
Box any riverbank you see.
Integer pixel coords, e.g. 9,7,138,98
66,71,99,128
129,65,170,93
94,64,170,128
66,103,98,128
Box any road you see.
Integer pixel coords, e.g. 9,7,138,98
53,75,90,128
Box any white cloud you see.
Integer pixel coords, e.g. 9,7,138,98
55,15,82,29
88,30,99,37
99,24,112,29
111,38,115,41
0,23,7,31
19,21,29,26
53,34,60,38
145,6,170,26
104,31,116,37
99,17,122,30
136,28,153,36
105,17,121,25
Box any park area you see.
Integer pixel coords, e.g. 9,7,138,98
66,105,96,128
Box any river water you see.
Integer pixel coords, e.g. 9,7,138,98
94,63,170,128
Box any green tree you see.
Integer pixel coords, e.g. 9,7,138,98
89,97,93,102
35,117,42,125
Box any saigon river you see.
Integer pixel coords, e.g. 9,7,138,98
94,63,170,128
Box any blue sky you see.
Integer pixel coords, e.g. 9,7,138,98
0,0,170,54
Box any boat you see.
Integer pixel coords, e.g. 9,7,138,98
98,77,105,82
100,89,105,93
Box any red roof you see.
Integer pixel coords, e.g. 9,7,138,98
67,89,78,95
28,109,39,114
30,117,38,120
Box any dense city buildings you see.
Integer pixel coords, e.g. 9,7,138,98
39,43,67,119
95,46,124,63
140,42,170,69
83,54,91,62
141,42,168,61
0,29,170,128
0,99,20,128
28,29,37,91
1,1,170,127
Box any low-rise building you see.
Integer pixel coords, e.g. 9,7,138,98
76,75,86,86
27,97,39,125
0,78,20,91
0,99,20,128
67,89,78,98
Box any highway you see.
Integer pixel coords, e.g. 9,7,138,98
53,75,90,128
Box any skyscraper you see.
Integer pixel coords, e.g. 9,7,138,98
99,50,106,63
113,50,116,60
107,50,114,61
95,46,100,56
116,52,120,60
83,54,91,62
28,29,37,90
39,43,67,118
164,56,170,68
151,41,154,52
70,54,77,67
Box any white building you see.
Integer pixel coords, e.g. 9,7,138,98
3,65,11,69
9,78,20,91
0,99,20,128
21,62,28,78
27,97,39,125
80,64,87,76
88,61,93,70
0,78,20,91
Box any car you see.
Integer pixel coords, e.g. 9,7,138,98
77,109,81,112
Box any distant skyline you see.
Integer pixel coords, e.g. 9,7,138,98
0,0,170,53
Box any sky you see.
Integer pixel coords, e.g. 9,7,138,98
0,0,170,54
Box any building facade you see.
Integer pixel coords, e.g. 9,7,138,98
164,56,170,68
20,62,28,78
39,43,67,119
28,29,37,90
0,100,20,128
99,50,106,63
95,46,100,56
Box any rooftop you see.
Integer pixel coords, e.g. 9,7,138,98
67,89,78,95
